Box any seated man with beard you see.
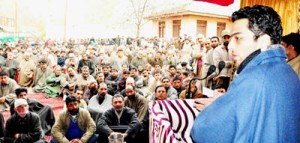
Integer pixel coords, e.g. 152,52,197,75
74,66,95,92
83,79,98,104
5,99,46,143
51,96,97,143
10,87,55,135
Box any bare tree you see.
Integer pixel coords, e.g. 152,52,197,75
129,0,151,38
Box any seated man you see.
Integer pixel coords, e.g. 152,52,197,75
83,79,98,104
74,66,95,92
179,78,206,99
0,71,19,111
33,59,52,93
51,96,97,143
63,88,88,110
88,83,112,122
10,87,55,135
97,94,141,143
45,66,64,98
5,99,45,143
124,85,148,122
141,85,169,142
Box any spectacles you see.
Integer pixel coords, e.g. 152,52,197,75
19,94,27,96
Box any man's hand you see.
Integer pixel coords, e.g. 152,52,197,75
70,138,82,143
122,133,128,138
193,98,215,112
14,133,21,139
193,89,225,111
0,97,5,103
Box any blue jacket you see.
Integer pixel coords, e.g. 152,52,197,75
191,45,300,143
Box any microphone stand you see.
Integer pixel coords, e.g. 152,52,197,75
187,61,225,99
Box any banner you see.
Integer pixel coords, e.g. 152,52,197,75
149,99,199,143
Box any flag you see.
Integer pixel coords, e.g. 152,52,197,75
194,0,234,6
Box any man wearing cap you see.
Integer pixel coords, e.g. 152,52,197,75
33,59,53,93
51,96,97,143
212,30,233,90
5,98,45,143
10,87,55,135
0,71,19,111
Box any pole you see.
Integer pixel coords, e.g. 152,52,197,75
63,0,68,41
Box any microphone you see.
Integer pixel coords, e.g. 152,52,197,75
187,65,216,99
217,61,225,76
186,61,225,99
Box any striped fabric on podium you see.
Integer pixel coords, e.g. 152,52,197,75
149,99,200,143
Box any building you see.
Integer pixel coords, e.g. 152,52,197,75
146,1,240,39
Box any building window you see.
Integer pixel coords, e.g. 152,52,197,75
173,20,181,38
197,20,207,37
158,21,165,38
217,22,226,37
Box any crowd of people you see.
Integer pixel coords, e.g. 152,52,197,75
0,4,299,143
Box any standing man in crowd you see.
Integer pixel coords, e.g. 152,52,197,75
191,5,300,143
212,30,232,90
51,96,97,143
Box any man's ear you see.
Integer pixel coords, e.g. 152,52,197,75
287,44,295,51
257,34,272,51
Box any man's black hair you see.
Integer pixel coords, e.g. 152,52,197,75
169,65,176,69
112,94,124,101
232,5,282,44
282,33,300,54
0,71,8,76
210,36,219,42
65,95,79,106
154,85,167,93
15,87,28,96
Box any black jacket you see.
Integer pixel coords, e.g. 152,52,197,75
5,112,44,143
97,107,140,138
